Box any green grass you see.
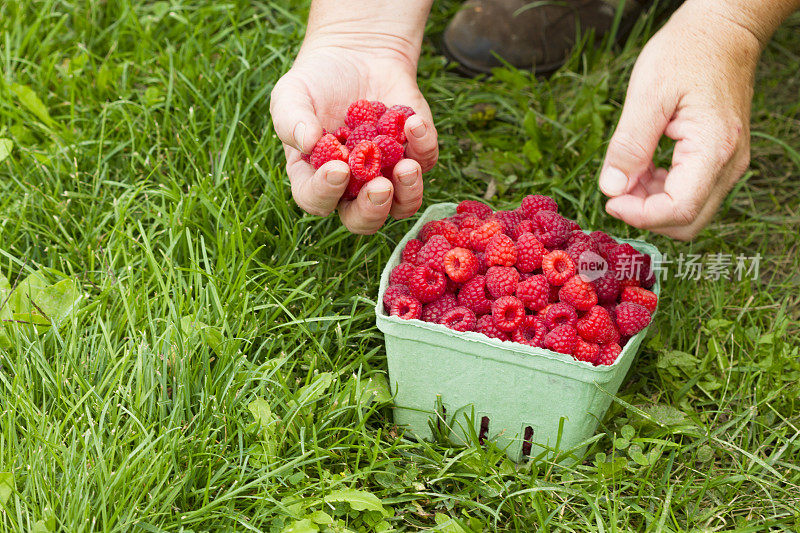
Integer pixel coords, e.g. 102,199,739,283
0,1,798,531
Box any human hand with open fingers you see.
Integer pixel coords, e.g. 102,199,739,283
270,1,438,235
599,0,798,241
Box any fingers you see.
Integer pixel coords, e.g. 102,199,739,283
403,114,439,173
270,75,324,154
389,159,424,220
338,177,394,234
286,148,350,217
599,81,673,197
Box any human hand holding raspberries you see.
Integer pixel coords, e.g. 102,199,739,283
384,196,659,367
270,38,438,235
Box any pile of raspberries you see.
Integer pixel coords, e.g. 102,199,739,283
383,196,658,366
304,99,415,200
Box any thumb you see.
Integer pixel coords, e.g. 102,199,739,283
269,75,324,154
600,84,672,197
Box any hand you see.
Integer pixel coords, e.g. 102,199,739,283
270,37,438,234
598,1,764,240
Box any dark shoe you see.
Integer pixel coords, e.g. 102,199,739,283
443,0,648,75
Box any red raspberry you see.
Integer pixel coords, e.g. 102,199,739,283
596,343,623,366
309,133,349,169
516,275,550,312
333,126,351,145
544,302,578,329
388,104,415,119
607,243,648,280
470,219,503,252
476,314,510,341
602,304,617,323
402,239,423,264
515,232,546,272
390,294,422,320
559,275,598,311
566,238,600,265
376,108,408,143
548,283,561,303
519,195,558,218
542,250,576,286
348,140,381,181
512,220,535,240
419,219,459,244
620,286,658,314
415,235,452,267
421,294,458,323
345,99,378,129
443,247,479,283
456,200,493,220
485,266,520,299
492,210,523,235
345,123,379,151
475,252,488,275
440,306,477,332
451,228,473,248
620,278,641,290
383,284,410,311
533,211,571,248
491,296,525,332
590,231,617,248
544,325,578,355
389,262,415,285
512,315,547,347
370,101,387,117
591,271,621,304
373,134,404,169
458,275,493,315
566,231,593,248
639,255,656,289
576,306,617,344
446,277,462,294
409,264,447,304
615,302,652,336
458,215,484,231
573,339,601,364
566,219,581,231
484,234,517,267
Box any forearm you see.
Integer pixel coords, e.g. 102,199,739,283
700,0,800,47
303,0,433,64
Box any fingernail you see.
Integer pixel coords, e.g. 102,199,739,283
397,168,418,186
600,167,628,196
408,116,426,139
368,188,392,206
293,122,307,153
326,167,348,186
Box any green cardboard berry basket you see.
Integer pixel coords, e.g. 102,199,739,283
375,203,661,462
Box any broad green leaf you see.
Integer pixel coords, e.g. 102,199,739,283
636,404,688,427
32,514,55,533
28,279,81,322
621,425,635,441
656,350,699,377
295,372,333,406
697,445,714,463
249,398,278,460
10,84,54,127
324,489,388,517
0,472,13,505
358,374,391,407
0,139,12,163
434,513,468,533
308,510,333,525
9,270,49,314
178,316,224,353
281,518,319,533
627,444,649,466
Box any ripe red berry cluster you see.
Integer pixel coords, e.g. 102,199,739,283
384,196,659,366
304,99,415,200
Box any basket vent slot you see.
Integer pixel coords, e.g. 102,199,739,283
478,416,490,444
521,426,534,457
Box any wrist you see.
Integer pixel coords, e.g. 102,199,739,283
301,0,431,67
686,0,799,48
